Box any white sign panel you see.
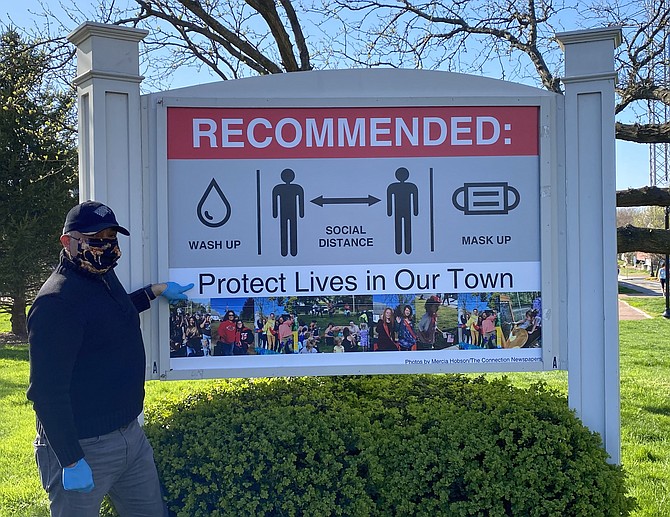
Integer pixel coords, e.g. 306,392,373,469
162,102,548,378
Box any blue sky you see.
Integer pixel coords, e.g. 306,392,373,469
1,0,652,190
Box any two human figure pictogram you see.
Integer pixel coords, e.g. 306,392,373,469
271,166,417,257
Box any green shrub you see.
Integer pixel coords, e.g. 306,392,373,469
142,375,635,517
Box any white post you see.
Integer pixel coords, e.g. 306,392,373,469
67,22,148,291
68,23,161,381
557,27,622,464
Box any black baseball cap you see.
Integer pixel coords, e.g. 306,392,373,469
63,200,130,236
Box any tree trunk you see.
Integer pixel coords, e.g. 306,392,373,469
615,187,670,254
616,121,670,144
11,296,28,339
616,186,670,207
617,225,670,254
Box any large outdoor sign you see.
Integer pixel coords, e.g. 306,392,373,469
156,82,557,379
68,23,621,462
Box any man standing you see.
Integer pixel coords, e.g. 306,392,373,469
26,200,193,517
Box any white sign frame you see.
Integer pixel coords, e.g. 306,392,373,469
143,72,563,381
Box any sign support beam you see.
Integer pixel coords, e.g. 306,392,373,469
67,22,148,291
557,27,622,464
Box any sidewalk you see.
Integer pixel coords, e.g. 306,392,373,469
618,274,664,296
618,274,664,320
618,298,652,320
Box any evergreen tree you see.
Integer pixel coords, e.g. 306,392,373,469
0,29,77,338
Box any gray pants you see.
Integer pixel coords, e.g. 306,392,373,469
34,419,167,517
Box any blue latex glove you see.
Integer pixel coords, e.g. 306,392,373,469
161,282,194,304
62,458,95,493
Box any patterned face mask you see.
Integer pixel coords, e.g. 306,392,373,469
70,237,122,274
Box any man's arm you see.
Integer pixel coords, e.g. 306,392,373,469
26,296,85,468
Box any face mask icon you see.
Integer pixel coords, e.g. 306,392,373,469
452,182,520,215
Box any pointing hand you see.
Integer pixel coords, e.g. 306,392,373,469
160,282,194,304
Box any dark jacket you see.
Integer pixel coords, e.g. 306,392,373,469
26,252,151,468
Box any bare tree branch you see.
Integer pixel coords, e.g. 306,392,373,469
615,188,670,252
617,186,670,207
319,0,564,91
131,0,285,76
618,225,670,254
616,84,670,114
278,0,311,70
616,121,670,143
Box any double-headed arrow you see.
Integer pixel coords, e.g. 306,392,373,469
311,195,381,207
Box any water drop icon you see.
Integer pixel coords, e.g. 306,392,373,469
197,178,231,228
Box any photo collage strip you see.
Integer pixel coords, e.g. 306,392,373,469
169,292,541,358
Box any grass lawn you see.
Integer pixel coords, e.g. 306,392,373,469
616,296,670,515
618,266,654,278
1,300,668,516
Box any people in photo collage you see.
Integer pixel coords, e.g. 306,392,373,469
168,292,541,356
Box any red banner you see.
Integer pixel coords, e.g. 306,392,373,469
167,106,538,160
